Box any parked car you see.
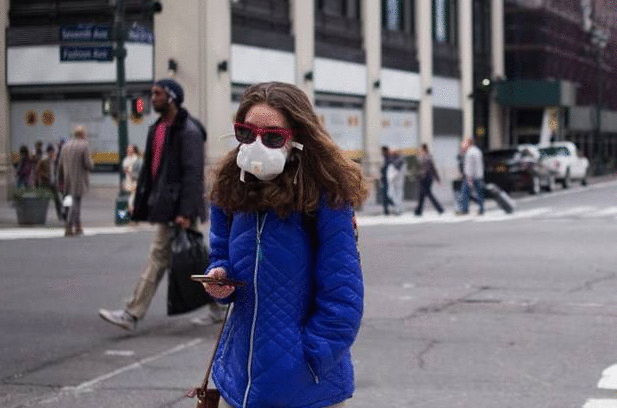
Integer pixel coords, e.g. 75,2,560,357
538,141,590,188
484,145,557,194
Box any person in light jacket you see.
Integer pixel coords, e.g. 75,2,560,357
201,82,369,408
458,137,484,215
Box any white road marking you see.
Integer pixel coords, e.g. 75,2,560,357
39,338,203,404
545,206,596,217
598,364,617,390
0,226,144,240
104,350,135,357
584,207,617,217
582,362,617,407
474,207,552,222
583,399,617,408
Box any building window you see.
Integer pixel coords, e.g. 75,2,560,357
315,0,363,62
473,0,490,54
433,0,457,44
317,0,360,19
384,0,403,31
382,0,414,35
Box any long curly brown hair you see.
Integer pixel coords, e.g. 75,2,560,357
210,82,369,218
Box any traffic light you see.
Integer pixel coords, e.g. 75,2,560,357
143,1,163,16
131,96,145,118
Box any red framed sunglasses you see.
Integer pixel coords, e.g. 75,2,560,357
234,122,295,149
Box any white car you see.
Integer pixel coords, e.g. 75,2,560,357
538,141,590,188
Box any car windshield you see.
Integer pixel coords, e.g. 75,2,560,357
539,146,569,157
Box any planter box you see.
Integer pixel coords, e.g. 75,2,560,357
15,197,50,225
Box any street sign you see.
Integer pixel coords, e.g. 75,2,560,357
126,23,154,44
60,46,114,62
60,24,112,42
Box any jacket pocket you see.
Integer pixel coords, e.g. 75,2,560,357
147,182,181,221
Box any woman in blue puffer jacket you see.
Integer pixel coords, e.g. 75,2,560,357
202,82,369,408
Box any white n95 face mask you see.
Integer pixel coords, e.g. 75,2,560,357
236,139,303,182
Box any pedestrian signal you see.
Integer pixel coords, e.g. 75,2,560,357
132,97,145,118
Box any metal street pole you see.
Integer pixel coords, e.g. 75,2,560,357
115,0,128,191
114,0,129,224
595,40,602,174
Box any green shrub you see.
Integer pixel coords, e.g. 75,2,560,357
8,186,52,202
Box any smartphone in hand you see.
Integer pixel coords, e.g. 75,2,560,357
190,275,246,287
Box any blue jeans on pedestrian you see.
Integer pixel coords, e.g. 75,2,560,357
460,179,484,213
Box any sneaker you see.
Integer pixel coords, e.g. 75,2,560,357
191,304,226,326
99,309,137,331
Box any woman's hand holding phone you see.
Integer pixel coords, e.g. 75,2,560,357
198,267,236,299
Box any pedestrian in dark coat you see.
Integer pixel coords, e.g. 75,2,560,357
99,78,220,331
15,145,34,188
414,143,444,215
380,145,394,215
35,144,64,220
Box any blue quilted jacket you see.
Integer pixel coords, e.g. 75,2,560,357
207,198,363,408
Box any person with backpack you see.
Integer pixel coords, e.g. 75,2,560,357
200,82,368,408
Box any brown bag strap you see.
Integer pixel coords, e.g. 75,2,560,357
187,304,230,398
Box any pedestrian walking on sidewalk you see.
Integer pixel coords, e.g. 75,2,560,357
457,137,485,215
380,145,394,214
387,151,407,215
99,78,222,331
58,125,94,236
200,82,368,408
35,144,64,221
414,143,444,216
121,144,143,213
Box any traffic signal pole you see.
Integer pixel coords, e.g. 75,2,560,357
114,0,130,224
115,0,128,189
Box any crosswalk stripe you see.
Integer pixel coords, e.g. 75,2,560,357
598,364,617,390
474,207,552,222
583,399,617,408
583,207,617,217
545,206,596,217
0,226,143,240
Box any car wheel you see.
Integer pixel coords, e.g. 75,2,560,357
530,175,541,195
562,169,571,189
545,174,556,192
581,169,589,186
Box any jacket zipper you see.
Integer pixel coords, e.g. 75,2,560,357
242,212,267,408
308,363,320,383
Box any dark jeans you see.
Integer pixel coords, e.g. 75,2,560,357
415,178,443,215
382,182,393,215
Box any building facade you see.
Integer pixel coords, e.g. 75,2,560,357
500,0,617,174
2,0,507,186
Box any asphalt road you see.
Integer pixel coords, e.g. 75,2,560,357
2,179,617,407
